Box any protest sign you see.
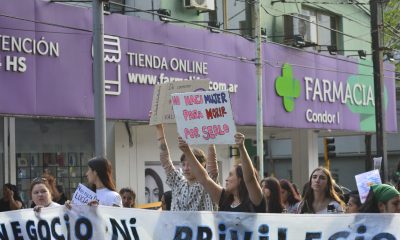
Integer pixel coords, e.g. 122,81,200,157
71,183,96,205
172,90,236,144
0,206,399,239
355,170,382,203
149,80,209,125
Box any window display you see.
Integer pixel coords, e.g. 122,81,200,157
15,118,94,205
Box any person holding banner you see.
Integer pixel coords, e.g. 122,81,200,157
155,124,218,211
30,173,67,208
359,184,400,213
85,157,122,207
298,167,344,214
31,177,60,212
178,133,266,213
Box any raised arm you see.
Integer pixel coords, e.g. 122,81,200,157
156,124,175,174
5,188,22,210
206,144,218,181
235,133,264,206
178,137,223,204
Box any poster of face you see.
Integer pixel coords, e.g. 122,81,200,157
144,163,176,203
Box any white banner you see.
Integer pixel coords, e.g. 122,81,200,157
172,90,236,145
0,206,399,239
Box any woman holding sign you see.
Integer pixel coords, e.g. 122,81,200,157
178,133,266,213
155,123,218,211
85,157,122,207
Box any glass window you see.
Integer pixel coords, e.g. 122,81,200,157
302,8,339,47
15,118,94,205
225,0,251,37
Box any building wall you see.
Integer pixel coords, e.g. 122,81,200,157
261,0,371,55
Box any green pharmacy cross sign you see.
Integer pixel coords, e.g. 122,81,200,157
273,61,391,132
275,63,301,112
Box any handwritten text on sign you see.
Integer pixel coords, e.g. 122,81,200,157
172,90,236,144
71,183,96,205
149,80,209,125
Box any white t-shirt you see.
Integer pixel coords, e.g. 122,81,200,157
96,188,122,207
48,202,60,207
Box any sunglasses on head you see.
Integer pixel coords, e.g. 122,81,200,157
32,177,47,183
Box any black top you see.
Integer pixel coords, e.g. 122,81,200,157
0,199,11,212
218,189,266,213
0,198,23,212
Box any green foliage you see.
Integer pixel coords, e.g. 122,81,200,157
383,0,400,73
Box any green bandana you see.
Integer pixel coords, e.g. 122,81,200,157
371,184,400,203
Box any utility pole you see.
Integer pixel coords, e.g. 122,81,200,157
370,0,388,181
93,0,107,158
254,0,264,178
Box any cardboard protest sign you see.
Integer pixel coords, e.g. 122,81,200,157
71,183,97,205
149,80,209,125
355,170,382,203
172,90,236,144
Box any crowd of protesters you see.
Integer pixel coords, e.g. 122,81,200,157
0,123,399,215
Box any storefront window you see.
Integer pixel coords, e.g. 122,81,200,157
15,118,94,205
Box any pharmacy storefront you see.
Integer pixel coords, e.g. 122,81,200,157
0,0,397,205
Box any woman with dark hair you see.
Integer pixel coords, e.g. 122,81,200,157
359,184,400,213
345,191,361,213
86,157,122,207
155,123,218,211
178,133,265,213
260,177,284,213
0,183,23,212
299,167,344,214
279,179,301,213
145,168,164,203
119,188,136,208
161,190,172,210
291,183,300,197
